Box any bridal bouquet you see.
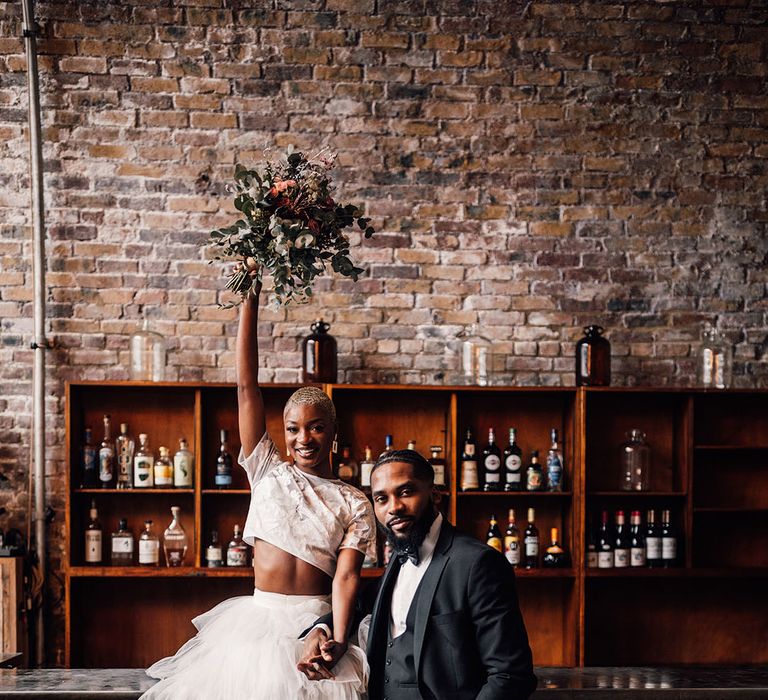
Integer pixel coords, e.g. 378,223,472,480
208,149,375,306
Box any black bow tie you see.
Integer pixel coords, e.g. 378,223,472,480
396,549,420,567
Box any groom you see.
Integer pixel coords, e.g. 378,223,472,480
298,449,537,700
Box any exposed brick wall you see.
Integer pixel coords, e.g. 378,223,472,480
0,0,766,664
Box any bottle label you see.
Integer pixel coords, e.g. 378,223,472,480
646,537,662,559
546,459,563,490
360,462,373,487
526,469,541,490
432,463,445,486
614,548,629,567
83,448,97,474
506,472,521,484
524,536,539,557
99,448,114,483
134,457,154,487
166,550,184,566
505,454,522,471
487,537,502,553
111,535,133,554
338,465,354,480
662,537,677,560
461,460,479,490
505,538,521,566
598,551,614,568
227,547,248,567
154,465,173,486
630,547,646,567
206,547,223,566
139,539,159,564
118,453,132,480
215,473,233,487
587,551,599,568
85,531,102,563
484,455,501,472
174,454,193,487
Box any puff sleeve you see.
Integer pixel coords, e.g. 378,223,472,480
339,492,377,563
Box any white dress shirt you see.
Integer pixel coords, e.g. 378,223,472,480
389,512,443,638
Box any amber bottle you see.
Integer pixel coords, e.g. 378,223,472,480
575,325,611,386
302,319,337,383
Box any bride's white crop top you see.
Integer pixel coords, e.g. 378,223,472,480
239,432,376,578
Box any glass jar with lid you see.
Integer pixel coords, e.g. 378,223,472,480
575,325,611,386
302,319,337,383
619,429,651,491
130,318,166,382
697,323,732,389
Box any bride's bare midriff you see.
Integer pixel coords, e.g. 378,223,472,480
252,539,332,595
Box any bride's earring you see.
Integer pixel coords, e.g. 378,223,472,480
332,435,338,454
286,446,291,457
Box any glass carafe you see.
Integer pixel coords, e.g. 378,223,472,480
620,429,651,491
460,325,495,386
130,318,166,381
697,323,732,389
162,506,189,567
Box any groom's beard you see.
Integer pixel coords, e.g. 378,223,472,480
378,506,437,559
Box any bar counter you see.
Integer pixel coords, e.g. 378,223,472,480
0,667,766,698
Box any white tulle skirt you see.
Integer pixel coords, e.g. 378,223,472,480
141,588,368,700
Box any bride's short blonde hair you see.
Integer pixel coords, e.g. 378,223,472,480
284,386,337,425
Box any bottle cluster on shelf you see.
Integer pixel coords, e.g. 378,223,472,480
460,427,565,492
486,508,570,569
80,415,194,489
586,508,678,569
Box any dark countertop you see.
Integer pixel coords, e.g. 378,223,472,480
0,667,766,698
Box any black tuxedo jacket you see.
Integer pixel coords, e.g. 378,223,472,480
322,521,537,700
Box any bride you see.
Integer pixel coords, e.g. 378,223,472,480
142,281,375,699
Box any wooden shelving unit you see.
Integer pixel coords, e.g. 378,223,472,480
64,382,768,668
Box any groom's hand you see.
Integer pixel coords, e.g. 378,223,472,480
297,627,335,681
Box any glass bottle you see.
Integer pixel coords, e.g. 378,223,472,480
82,427,98,487
503,428,523,492
359,445,375,491
162,506,189,567
486,515,503,553
698,323,732,389
336,445,359,485
586,512,598,568
504,508,521,568
302,319,337,384
613,510,629,568
546,428,564,492
524,508,539,569
525,450,543,492
460,428,479,491
115,423,134,489
226,524,249,567
661,509,677,568
597,510,613,569
205,530,223,568
428,446,446,489
620,429,651,491
154,446,174,488
173,438,194,488
460,325,494,386
133,433,154,488
99,414,115,488
406,439,416,451
629,510,646,567
215,429,233,488
84,499,102,565
543,528,569,568
378,434,394,461
575,325,611,386
138,519,160,566
482,428,502,491
111,518,134,566
645,510,662,568
130,317,166,382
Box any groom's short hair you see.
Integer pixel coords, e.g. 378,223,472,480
372,449,434,484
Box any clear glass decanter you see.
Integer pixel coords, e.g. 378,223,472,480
620,429,651,491
697,323,732,389
130,318,166,381
162,506,189,567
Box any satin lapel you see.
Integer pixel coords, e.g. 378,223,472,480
413,522,454,673
367,557,401,657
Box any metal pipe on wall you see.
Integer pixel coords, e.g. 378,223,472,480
21,0,48,667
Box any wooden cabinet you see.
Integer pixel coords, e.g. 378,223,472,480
64,382,768,668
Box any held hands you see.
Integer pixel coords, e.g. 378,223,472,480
296,627,348,681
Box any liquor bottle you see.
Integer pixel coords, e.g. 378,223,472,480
205,530,224,568
215,429,233,489
586,513,599,568
503,428,523,491
543,527,569,568
226,524,249,567
546,428,564,492
162,506,189,567
613,510,630,568
661,509,677,567
173,438,194,488
359,446,375,491
524,507,539,569
630,510,646,567
382,539,393,566
154,446,174,488
99,414,115,488
82,427,98,487
504,508,521,568
379,434,394,460
482,428,502,491
429,446,446,489
486,515,503,553
115,423,134,489
138,519,160,566
336,445,359,486
110,518,134,566
84,499,102,565
525,451,543,491
133,433,154,488
645,509,662,568
406,439,416,451
460,428,479,491
597,510,614,569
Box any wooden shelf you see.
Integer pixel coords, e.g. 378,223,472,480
586,567,768,578
694,506,768,512
694,444,768,450
512,568,576,578
457,491,573,497
587,491,687,497
201,489,251,495
69,566,386,579
75,488,195,495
